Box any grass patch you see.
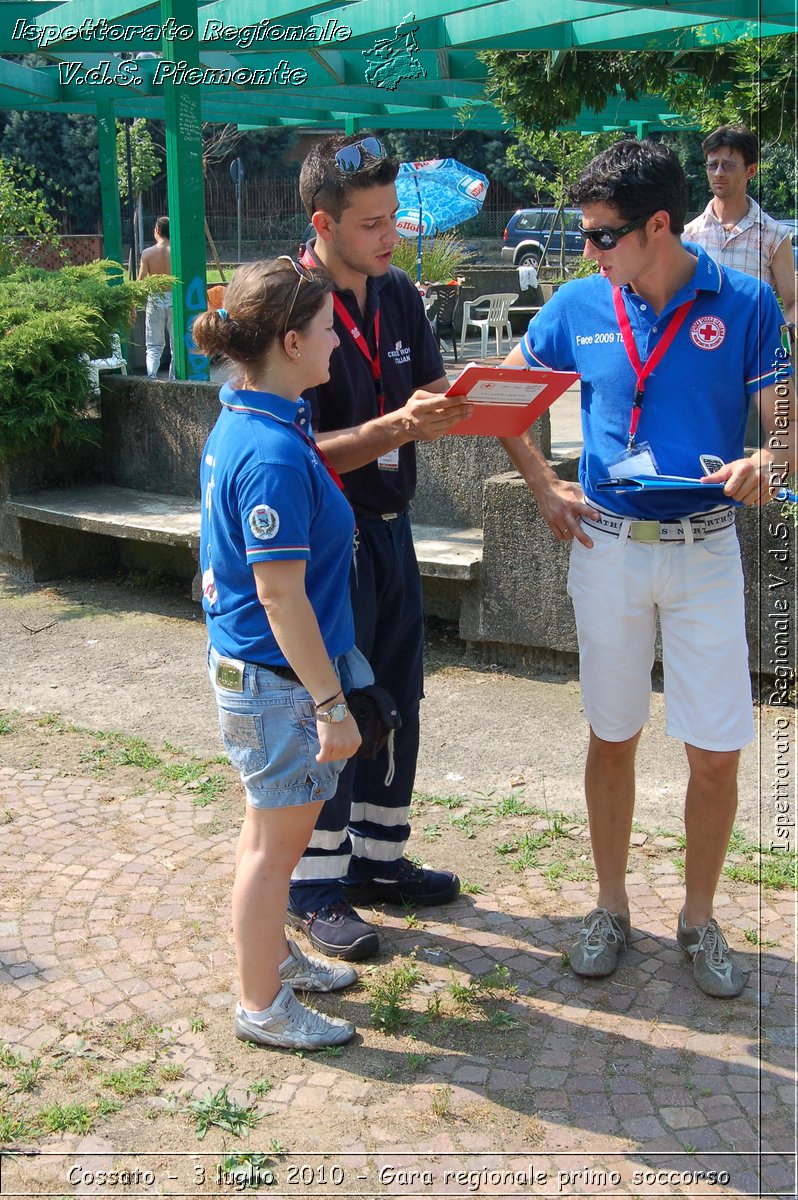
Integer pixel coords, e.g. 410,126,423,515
0,1043,23,1069
12,1057,42,1093
744,929,778,947
0,1109,37,1142
0,714,13,734
37,1101,99,1134
184,1086,260,1141
412,790,463,810
543,858,592,883
365,961,421,1034
496,824,572,872
721,827,795,891
101,1061,159,1097
495,795,536,817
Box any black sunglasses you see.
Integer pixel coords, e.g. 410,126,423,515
334,137,387,174
578,215,648,250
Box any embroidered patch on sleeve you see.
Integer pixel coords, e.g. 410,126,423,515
248,505,280,540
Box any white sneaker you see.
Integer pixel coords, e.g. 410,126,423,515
280,938,358,992
235,985,355,1050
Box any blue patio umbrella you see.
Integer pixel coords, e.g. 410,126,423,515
395,158,489,280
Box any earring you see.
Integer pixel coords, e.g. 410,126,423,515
294,351,301,359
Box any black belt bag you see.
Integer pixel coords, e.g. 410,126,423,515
346,684,402,785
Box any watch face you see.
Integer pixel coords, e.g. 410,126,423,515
319,702,348,723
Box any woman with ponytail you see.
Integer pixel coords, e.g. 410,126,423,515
196,258,366,1050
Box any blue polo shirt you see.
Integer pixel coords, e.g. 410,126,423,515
302,242,445,517
200,382,355,665
521,245,790,519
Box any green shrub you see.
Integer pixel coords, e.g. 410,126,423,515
0,260,170,459
391,232,466,284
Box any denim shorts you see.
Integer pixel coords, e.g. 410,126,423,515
207,645,347,809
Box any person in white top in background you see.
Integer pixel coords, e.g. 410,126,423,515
683,125,797,336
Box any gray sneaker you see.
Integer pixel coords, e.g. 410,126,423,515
235,985,355,1050
570,907,632,978
677,912,745,998
280,938,357,993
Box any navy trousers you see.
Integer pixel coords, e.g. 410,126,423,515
290,511,424,912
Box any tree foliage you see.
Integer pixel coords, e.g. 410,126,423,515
0,158,63,276
482,35,797,145
116,119,161,201
0,110,100,231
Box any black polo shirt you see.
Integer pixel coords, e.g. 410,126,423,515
302,244,445,517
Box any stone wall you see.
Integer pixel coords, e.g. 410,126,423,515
1,376,792,685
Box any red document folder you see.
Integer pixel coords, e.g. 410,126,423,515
444,364,580,437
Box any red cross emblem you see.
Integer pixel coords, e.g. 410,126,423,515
690,315,726,351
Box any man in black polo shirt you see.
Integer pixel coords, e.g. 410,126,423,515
287,134,470,959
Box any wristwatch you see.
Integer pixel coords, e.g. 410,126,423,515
316,701,348,724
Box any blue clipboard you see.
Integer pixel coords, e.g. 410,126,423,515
596,475,741,506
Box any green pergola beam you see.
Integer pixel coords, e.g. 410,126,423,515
96,101,124,266
160,0,209,382
0,56,60,99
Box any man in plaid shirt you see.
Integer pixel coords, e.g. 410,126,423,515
684,125,796,336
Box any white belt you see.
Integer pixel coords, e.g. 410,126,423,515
583,506,736,544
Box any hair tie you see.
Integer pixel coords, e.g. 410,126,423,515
217,307,228,320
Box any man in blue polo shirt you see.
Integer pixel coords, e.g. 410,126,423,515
285,135,471,960
501,139,795,997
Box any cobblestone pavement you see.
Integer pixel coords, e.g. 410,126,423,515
0,761,794,1198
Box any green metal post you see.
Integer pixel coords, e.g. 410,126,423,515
160,0,209,381
96,102,123,268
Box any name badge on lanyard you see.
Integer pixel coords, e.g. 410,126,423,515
606,287,695,479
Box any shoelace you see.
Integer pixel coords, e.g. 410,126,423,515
694,919,729,965
282,987,337,1034
395,859,424,883
582,909,624,947
311,899,359,925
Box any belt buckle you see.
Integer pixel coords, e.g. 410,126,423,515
630,520,661,544
215,656,245,691
382,512,399,522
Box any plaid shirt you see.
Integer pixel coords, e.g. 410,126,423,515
683,197,789,293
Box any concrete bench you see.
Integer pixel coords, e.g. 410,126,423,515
5,486,201,550
4,485,482,587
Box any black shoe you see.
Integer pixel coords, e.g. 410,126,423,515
341,858,460,908
286,899,379,962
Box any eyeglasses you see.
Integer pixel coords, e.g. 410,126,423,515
276,255,313,338
705,159,742,174
578,215,648,250
334,137,387,174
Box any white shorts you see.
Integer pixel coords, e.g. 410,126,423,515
566,523,754,751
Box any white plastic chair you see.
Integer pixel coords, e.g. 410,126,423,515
460,292,519,358
85,334,127,395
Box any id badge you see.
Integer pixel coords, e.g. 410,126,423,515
607,441,659,479
378,447,400,471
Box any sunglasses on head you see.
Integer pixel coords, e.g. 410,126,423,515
275,255,313,338
334,137,388,174
578,215,648,250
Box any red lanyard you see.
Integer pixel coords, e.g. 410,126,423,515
612,288,694,448
299,248,383,416
294,422,346,495
331,295,383,415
